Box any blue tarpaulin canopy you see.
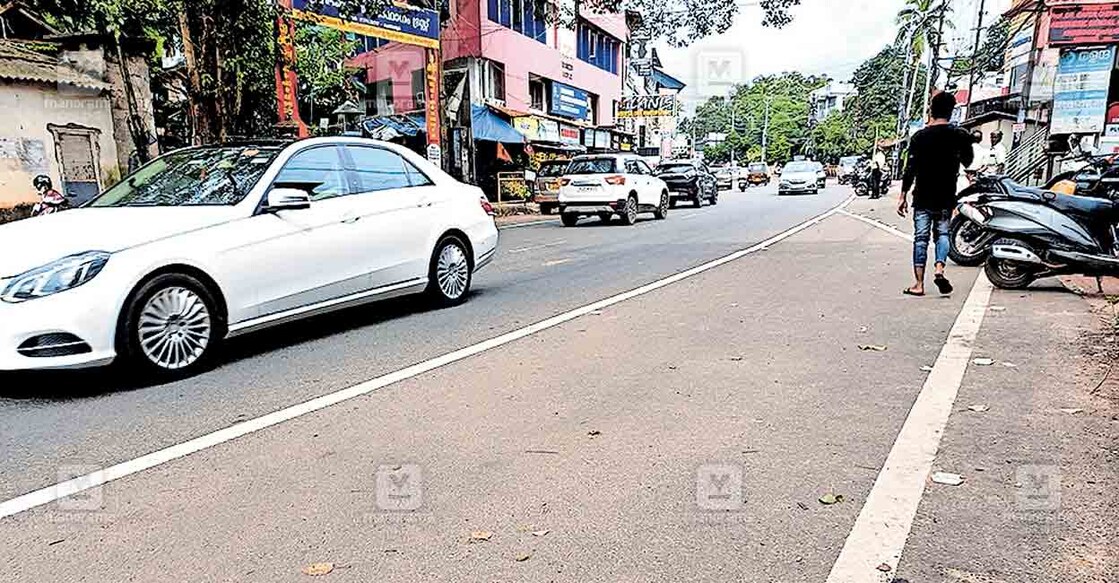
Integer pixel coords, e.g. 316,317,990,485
651,68,685,91
361,115,423,139
471,104,525,144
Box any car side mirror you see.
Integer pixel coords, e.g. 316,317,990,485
264,188,311,212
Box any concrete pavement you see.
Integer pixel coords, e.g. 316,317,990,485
1,188,1116,582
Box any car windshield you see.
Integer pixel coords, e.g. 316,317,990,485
537,162,570,177
658,164,695,174
567,158,617,174
783,162,813,173
88,146,282,207
748,163,767,172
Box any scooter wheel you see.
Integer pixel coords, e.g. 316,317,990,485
984,239,1038,290
948,214,989,267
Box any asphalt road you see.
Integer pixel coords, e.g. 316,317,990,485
0,182,846,502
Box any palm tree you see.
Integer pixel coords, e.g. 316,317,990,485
894,0,951,133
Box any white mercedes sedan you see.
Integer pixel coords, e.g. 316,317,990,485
0,138,498,378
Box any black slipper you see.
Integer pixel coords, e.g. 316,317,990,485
903,288,925,297
934,275,953,295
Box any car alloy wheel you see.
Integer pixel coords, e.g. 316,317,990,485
620,196,638,225
654,191,669,220
137,286,213,371
435,240,470,301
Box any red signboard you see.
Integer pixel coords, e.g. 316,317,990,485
1050,2,1119,45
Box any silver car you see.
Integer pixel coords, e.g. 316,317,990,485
778,161,820,195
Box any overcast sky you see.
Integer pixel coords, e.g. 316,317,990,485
655,0,1011,113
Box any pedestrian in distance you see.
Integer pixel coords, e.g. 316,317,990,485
897,91,974,297
987,130,1007,174
870,146,887,199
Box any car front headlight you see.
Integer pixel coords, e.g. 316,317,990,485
1,251,110,303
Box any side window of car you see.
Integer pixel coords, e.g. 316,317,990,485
637,160,654,175
346,146,415,193
625,160,643,175
274,146,349,201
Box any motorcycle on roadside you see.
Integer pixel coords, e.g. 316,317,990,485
949,149,1119,266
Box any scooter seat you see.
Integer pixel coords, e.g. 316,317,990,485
1053,193,1117,220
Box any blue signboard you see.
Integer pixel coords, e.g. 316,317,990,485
550,81,590,120
291,0,440,48
1052,47,1116,135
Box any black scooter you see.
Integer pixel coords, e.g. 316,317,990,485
949,152,1119,266
958,189,1119,289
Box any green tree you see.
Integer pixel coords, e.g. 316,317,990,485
810,111,859,162
294,23,361,129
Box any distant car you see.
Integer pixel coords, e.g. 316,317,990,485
746,163,771,187
778,161,821,195
813,162,828,189
558,154,669,226
533,160,569,215
712,166,735,190
656,161,718,208
0,138,499,377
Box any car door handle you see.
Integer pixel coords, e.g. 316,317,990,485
341,215,361,224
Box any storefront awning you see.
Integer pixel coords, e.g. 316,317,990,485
472,105,525,144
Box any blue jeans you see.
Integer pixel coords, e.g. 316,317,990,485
914,209,951,267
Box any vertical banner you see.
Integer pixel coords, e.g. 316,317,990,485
424,47,443,167
275,0,308,137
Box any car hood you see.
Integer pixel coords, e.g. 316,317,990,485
782,171,817,182
0,206,241,277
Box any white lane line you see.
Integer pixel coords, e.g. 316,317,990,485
498,218,558,230
838,209,915,242
825,274,994,582
507,240,568,254
0,195,854,520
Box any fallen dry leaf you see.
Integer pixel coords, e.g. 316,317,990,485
1059,408,1085,415
920,365,935,372
967,404,990,413
972,358,995,366
531,530,550,537
818,493,844,505
587,430,602,437
515,553,532,562
469,531,493,543
876,563,892,572
301,563,334,576
858,344,888,352
989,306,1007,312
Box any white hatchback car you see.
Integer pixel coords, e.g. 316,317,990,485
557,154,669,226
0,138,498,377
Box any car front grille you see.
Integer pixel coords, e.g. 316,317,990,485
17,333,92,358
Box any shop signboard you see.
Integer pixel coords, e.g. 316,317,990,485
550,81,591,120
616,95,678,118
538,119,560,142
581,129,595,147
559,123,581,145
1049,2,1119,46
594,129,610,149
1052,47,1116,135
513,117,539,140
291,0,440,48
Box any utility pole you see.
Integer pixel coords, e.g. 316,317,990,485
761,96,771,163
965,0,988,118
730,105,737,168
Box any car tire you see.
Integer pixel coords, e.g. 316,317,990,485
619,196,638,225
653,191,669,220
426,235,473,307
598,212,613,223
692,194,703,208
710,191,719,205
540,204,554,215
118,272,224,379
562,213,580,227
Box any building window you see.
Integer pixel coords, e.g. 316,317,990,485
482,60,506,102
411,69,426,110
576,20,620,74
488,0,546,43
529,76,546,111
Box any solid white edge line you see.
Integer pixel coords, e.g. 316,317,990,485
0,195,855,520
837,209,915,242
497,218,559,230
825,273,994,582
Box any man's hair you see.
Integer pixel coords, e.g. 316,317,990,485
930,91,956,120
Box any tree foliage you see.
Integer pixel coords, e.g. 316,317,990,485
294,22,361,128
586,0,800,47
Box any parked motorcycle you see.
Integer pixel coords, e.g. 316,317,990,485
958,188,1119,289
852,162,882,198
949,151,1119,266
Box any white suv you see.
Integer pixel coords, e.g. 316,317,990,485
558,154,669,226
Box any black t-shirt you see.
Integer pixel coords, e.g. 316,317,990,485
902,124,975,211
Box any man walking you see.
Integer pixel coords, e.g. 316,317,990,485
897,91,974,296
